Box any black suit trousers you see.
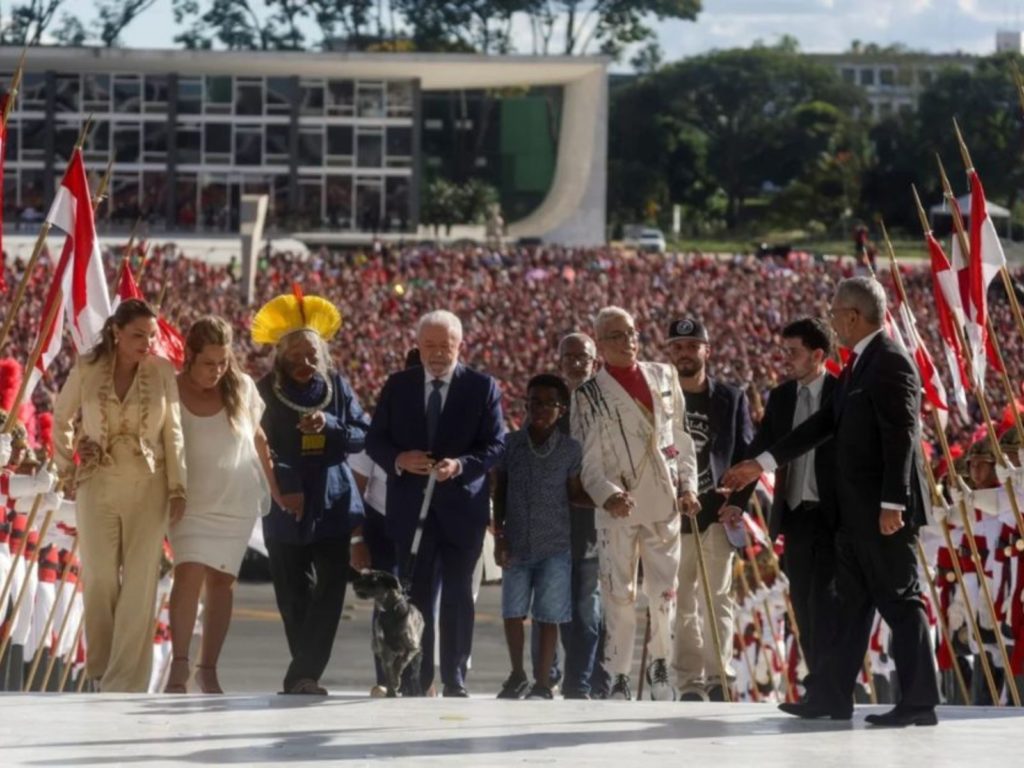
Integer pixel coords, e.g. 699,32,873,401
781,504,837,684
267,536,351,691
823,527,939,709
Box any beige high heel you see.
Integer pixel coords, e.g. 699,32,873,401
164,657,190,694
195,665,224,694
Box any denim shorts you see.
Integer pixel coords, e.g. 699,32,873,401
501,550,572,624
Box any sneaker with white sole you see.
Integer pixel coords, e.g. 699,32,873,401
646,659,676,701
609,674,632,700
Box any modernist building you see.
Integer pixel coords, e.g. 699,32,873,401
0,47,607,246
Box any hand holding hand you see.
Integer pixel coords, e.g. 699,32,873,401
277,492,305,521
433,458,460,482
603,491,634,519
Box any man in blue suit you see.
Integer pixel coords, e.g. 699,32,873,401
367,310,506,697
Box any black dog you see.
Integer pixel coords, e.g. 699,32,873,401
352,570,424,697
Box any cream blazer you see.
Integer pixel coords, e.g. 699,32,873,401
571,362,697,529
53,354,187,499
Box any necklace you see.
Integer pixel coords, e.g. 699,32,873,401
527,429,559,459
272,376,334,415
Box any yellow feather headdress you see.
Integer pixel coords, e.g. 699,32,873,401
251,284,342,346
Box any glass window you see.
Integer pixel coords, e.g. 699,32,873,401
82,74,111,112
386,81,413,116
199,174,230,230
85,120,110,163
298,127,324,166
297,177,323,227
356,82,384,118
113,122,141,162
21,119,47,160
206,76,232,113
235,126,262,165
55,74,80,113
175,173,198,227
879,68,895,87
235,79,263,116
386,127,412,167
20,73,46,112
299,79,324,116
20,169,47,214
841,68,856,84
266,77,292,115
142,171,168,226
4,122,18,160
113,75,141,112
270,174,292,229
143,75,169,113
327,80,354,116
896,67,913,86
385,176,410,231
356,130,383,167
178,76,202,115
327,126,353,167
355,178,382,232
860,69,875,86
144,121,168,161
54,122,79,164
265,124,291,162
325,175,352,229
177,122,201,164
110,173,140,226
3,167,17,220
204,122,231,161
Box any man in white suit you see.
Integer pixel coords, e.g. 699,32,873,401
571,306,699,700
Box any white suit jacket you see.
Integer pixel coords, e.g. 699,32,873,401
571,362,698,529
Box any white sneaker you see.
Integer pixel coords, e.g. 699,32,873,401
609,674,632,700
646,659,676,701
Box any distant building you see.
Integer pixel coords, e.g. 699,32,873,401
0,47,608,245
808,50,976,121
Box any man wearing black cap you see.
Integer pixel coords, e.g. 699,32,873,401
666,318,753,700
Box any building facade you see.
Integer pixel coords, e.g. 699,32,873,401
0,48,608,246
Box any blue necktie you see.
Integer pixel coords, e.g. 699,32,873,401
427,379,444,450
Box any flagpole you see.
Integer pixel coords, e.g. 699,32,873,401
0,505,55,665
57,615,85,691
894,207,1018,704
735,562,789,703
0,494,43,635
931,164,1024,542
110,216,143,296
23,535,78,691
1,46,28,130
39,557,82,691
0,115,96,354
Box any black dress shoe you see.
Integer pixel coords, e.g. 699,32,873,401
865,706,938,727
442,684,470,698
778,700,852,720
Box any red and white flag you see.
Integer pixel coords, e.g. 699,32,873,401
26,149,111,396
45,149,111,351
967,169,1008,386
926,232,970,420
113,261,185,369
895,298,949,417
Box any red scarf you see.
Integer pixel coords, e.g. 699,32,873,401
606,363,653,413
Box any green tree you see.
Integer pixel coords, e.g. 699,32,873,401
422,177,463,236
0,0,64,45
95,0,159,46
171,0,311,50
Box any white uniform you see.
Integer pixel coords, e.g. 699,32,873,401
572,363,698,677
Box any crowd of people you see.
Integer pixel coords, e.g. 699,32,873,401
3,241,1024,717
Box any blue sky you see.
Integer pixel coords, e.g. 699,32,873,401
82,0,1024,60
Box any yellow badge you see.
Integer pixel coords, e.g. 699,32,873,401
302,434,327,454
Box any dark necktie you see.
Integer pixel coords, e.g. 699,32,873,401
427,379,444,450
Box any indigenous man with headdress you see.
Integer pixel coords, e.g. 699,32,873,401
252,286,371,695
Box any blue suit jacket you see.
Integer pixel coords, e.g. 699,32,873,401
367,363,506,550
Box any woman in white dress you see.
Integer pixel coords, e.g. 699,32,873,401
165,316,282,693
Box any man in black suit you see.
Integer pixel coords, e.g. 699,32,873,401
744,318,838,695
667,318,754,700
722,277,939,727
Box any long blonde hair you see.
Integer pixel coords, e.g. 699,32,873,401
185,316,246,431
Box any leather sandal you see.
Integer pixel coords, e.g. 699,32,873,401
195,665,224,694
164,657,190,694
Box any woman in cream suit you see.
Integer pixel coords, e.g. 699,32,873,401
54,298,187,693
165,316,278,694
571,306,699,702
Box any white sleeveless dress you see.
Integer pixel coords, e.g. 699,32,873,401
170,374,271,576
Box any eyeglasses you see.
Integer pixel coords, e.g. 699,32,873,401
601,330,639,344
